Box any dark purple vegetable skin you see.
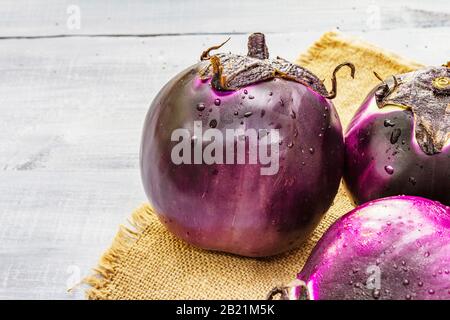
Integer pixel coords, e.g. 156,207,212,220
268,196,450,300
140,65,345,257
344,87,450,206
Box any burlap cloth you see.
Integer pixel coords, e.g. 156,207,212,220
85,32,422,300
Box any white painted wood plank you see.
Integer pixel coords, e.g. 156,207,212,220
0,170,145,299
0,0,449,37
0,29,448,299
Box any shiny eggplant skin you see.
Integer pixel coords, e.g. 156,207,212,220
140,65,344,257
272,196,450,300
344,90,450,206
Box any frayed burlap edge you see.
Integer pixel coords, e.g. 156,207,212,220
84,205,155,300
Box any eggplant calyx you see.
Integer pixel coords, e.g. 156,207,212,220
198,33,333,96
266,279,310,300
375,66,450,155
209,55,228,91
373,72,399,105
323,62,356,99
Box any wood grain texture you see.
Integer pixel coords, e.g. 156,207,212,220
0,0,449,37
0,1,449,299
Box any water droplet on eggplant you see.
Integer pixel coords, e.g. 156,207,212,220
384,165,394,175
209,119,217,128
372,289,381,299
390,128,401,144
290,110,296,119
384,119,396,127
196,103,206,111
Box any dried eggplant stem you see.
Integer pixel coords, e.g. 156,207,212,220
324,62,356,99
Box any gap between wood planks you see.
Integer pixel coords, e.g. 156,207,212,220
0,32,252,40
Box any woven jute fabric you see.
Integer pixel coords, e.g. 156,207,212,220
85,32,422,300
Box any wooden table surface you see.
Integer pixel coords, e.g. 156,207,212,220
0,0,449,299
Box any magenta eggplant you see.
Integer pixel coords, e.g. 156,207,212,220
344,66,450,206
268,196,450,300
140,33,354,257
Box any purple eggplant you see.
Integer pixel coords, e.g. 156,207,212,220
344,65,450,206
267,196,450,300
140,33,354,257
